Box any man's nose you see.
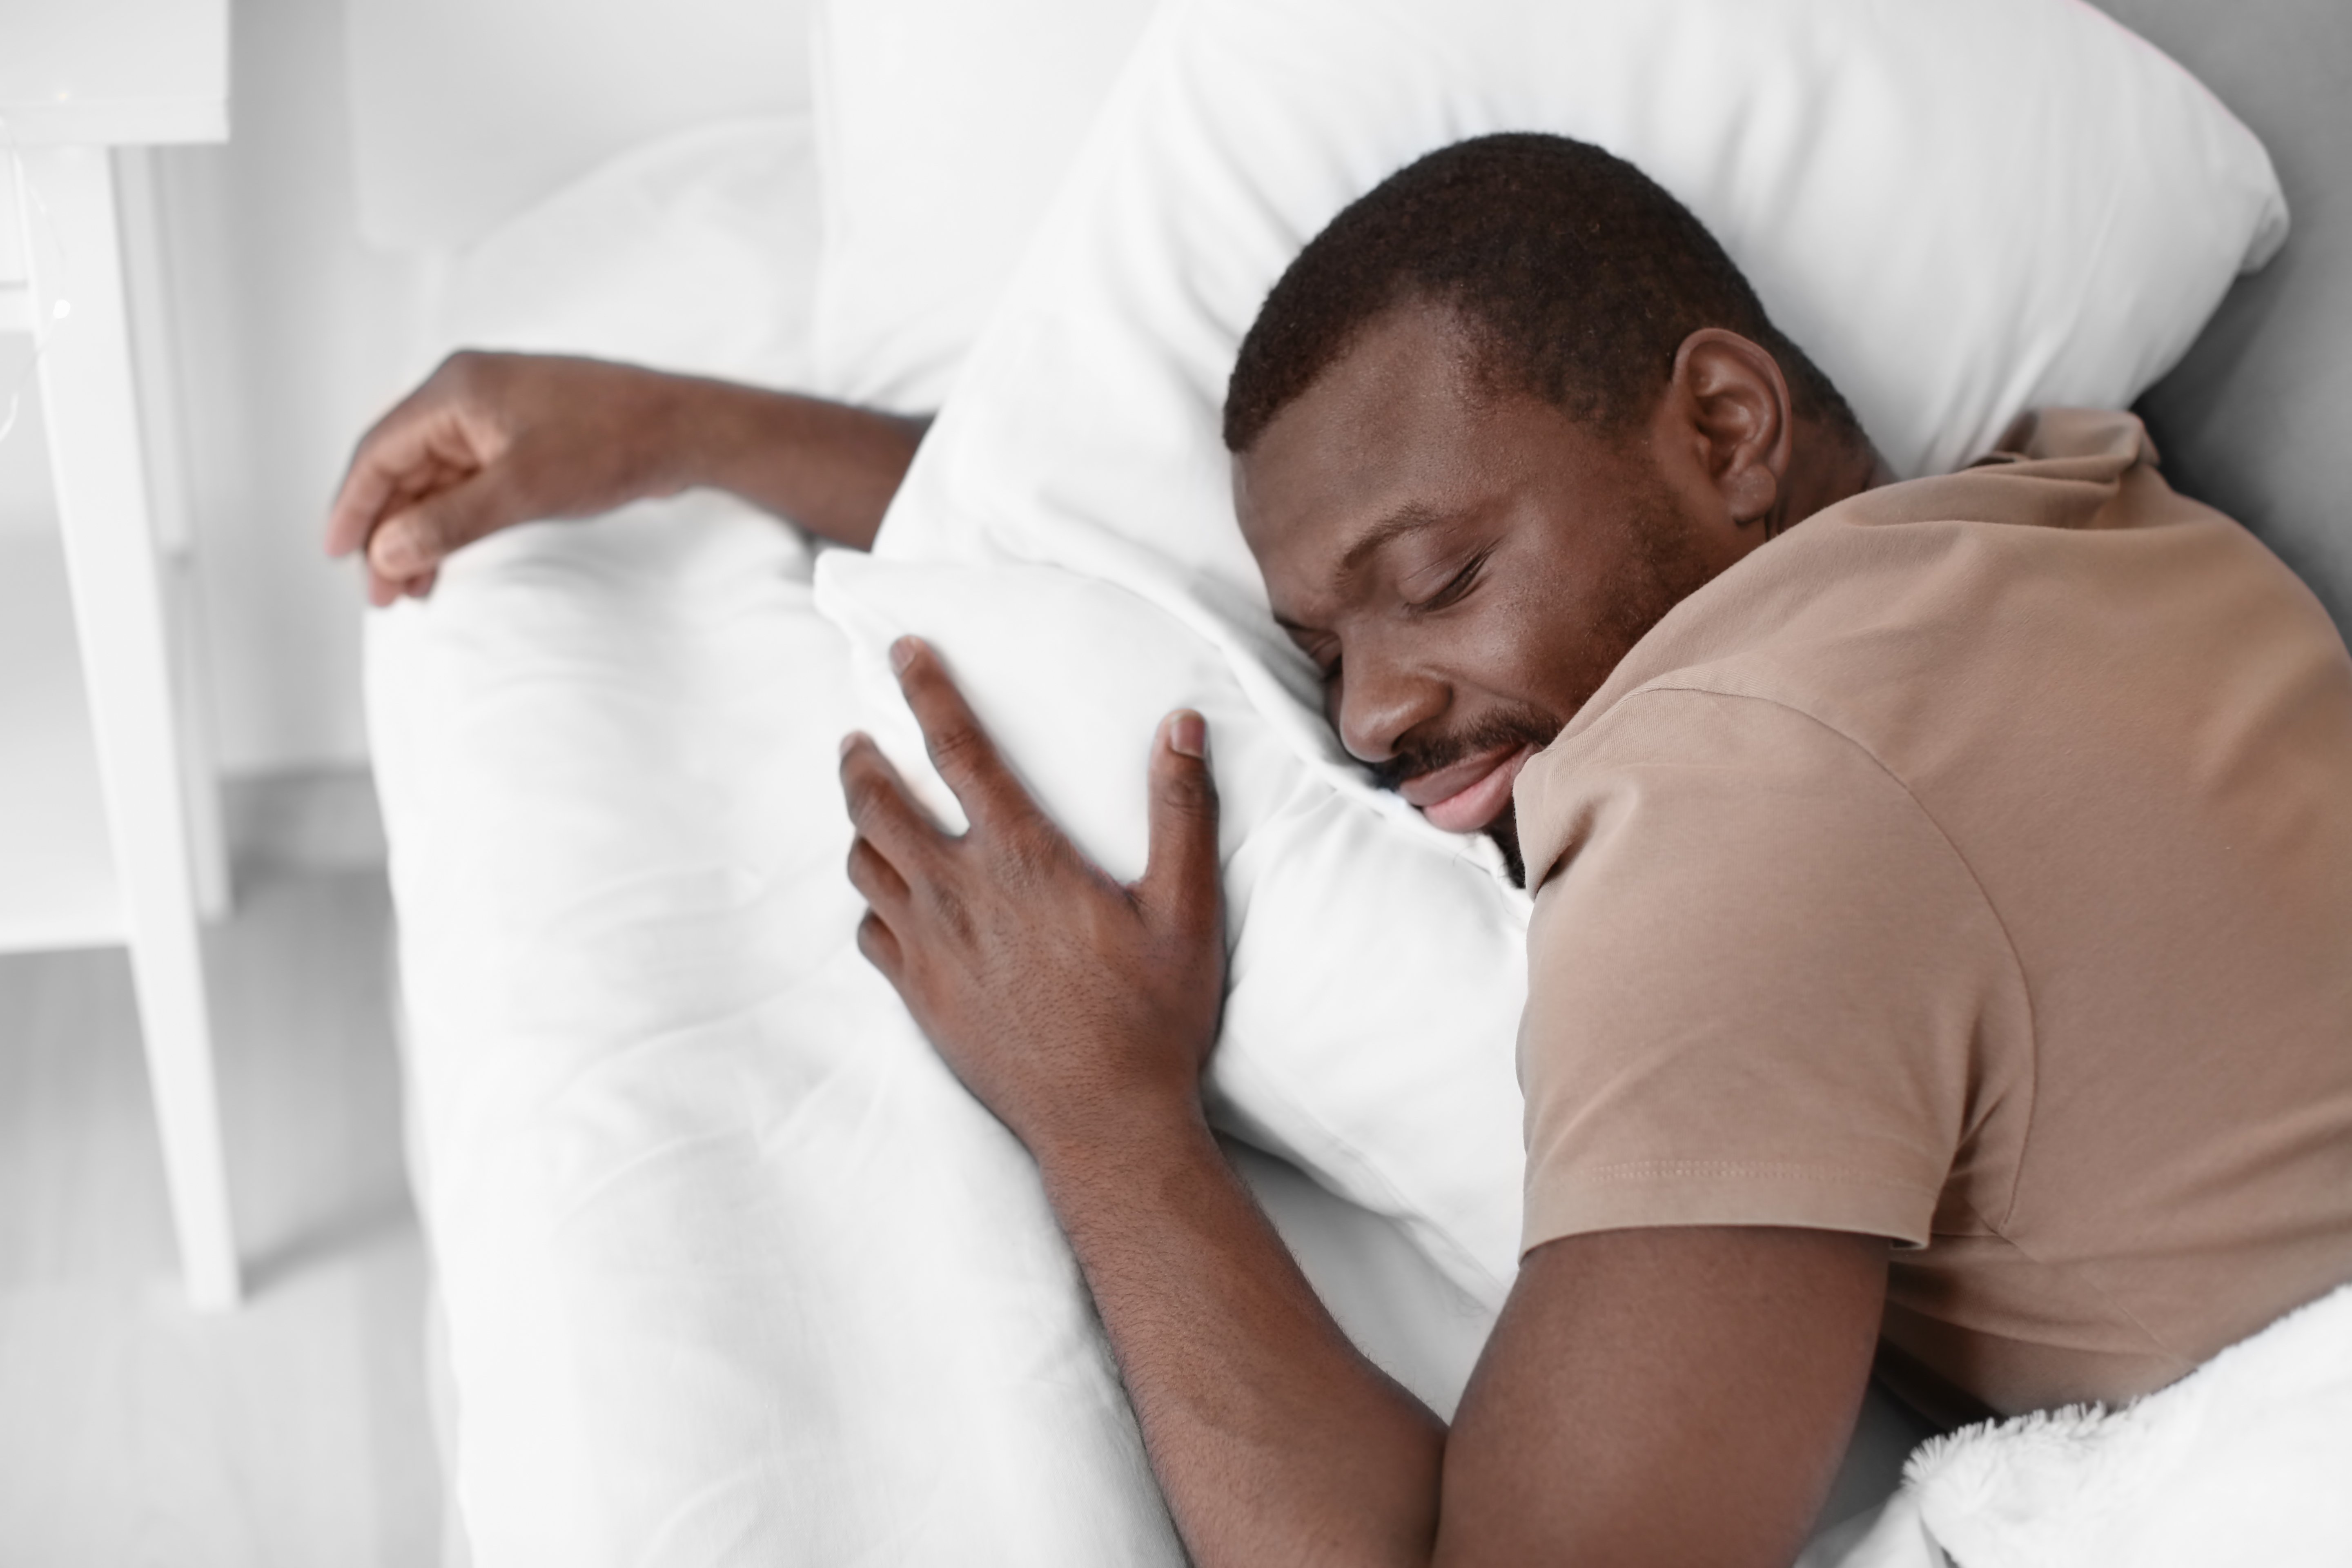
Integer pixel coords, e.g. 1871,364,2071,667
1334,652,1448,765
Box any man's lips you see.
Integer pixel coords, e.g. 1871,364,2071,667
1398,743,1540,834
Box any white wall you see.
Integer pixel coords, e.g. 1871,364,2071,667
154,0,431,777
2091,0,2352,631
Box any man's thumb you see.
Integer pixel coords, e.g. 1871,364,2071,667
368,478,504,580
1141,710,1220,922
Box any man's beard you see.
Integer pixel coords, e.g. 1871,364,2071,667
1372,708,1555,887
1555,473,1722,727
1368,709,1559,796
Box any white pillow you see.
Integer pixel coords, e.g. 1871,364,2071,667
430,115,822,391
807,0,1160,412
876,0,2290,711
814,553,1530,1304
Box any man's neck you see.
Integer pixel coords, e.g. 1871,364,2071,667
1773,418,1892,537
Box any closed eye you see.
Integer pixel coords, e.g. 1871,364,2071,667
1412,548,1490,613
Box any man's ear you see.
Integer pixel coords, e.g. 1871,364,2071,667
1665,329,1795,530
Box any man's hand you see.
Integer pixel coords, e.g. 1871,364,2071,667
837,636,1226,1160
326,351,929,605
326,352,693,606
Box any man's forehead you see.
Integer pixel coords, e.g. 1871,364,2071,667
1235,305,1492,562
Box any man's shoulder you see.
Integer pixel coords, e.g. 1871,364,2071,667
1560,410,2332,746
1515,408,2352,895
1512,683,1936,898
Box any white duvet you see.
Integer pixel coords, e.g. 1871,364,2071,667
1807,1281,2352,1568
373,497,1182,1564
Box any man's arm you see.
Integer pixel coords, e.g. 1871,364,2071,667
325,351,927,604
839,641,1886,1566
1040,1105,1450,1564
1036,1100,1883,1566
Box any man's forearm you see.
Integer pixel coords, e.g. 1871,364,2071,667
330,351,927,601
658,372,928,551
1036,1105,1446,1568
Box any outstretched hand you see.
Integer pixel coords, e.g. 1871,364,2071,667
838,637,1226,1162
325,352,689,606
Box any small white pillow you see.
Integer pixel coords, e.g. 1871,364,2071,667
813,552,1530,1304
806,0,1160,412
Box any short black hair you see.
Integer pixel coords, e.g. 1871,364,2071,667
1223,132,1858,453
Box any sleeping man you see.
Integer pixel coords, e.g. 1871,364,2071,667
331,134,2352,1567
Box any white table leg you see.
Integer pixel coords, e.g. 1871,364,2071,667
18,143,241,1309
116,146,232,926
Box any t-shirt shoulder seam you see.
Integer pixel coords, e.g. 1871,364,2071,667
1604,682,2044,1236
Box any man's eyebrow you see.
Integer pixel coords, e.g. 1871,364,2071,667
1339,505,1448,576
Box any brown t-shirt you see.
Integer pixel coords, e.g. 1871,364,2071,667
1512,409,2352,1417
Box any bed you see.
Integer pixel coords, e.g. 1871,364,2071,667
345,1,2350,1562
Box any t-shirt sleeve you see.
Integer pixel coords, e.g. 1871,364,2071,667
1514,688,2018,1254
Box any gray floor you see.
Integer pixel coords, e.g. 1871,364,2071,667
0,858,441,1566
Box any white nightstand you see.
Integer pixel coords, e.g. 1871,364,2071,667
1,0,239,1308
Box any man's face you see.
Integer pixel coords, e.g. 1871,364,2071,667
1235,301,1727,852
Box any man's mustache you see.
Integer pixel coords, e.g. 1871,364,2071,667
1369,710,1558,793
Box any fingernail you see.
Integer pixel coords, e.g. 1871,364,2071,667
1168,710,1207,760
889,635,921,675
839,730,865,759
374,524,419,576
